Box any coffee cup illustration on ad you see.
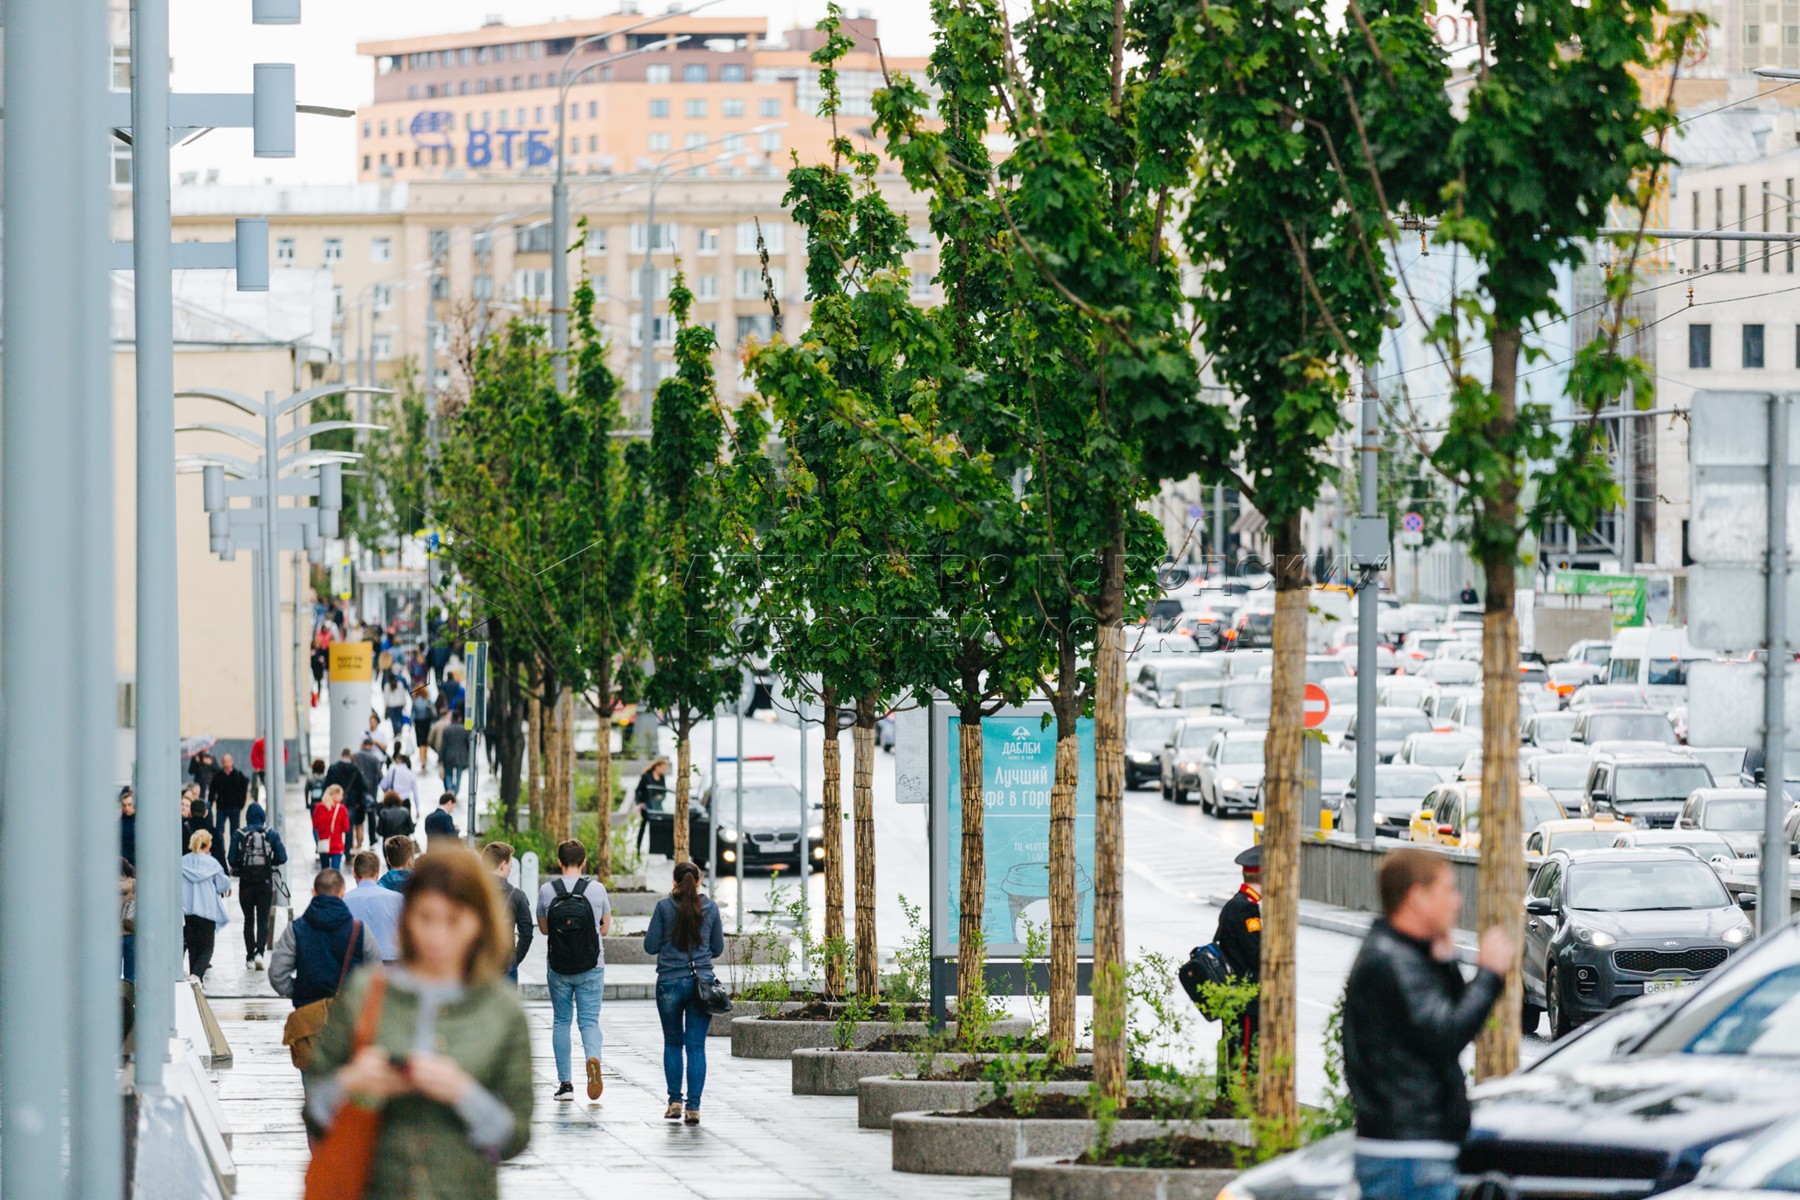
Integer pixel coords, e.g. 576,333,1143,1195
1002,860,1093,943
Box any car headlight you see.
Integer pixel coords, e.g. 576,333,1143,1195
1217,1186,1255,1200
1220,777,1241,791
1573,926,1616,948
806,825,823,839
719,828,739,843
1181,761,1200,772
1128,750,1153,764
1723,924,1753,946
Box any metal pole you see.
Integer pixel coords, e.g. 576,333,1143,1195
736,696,745,934
1213,483,1226,573
1354,370,1379,841
551,118,570,392
130,0,179,1096
640,177,660,426
265,397,287,842
4,0,105,1189
467,731,481,845
1762,394,1792,937
1620,411,1635,574
798,691,810,914
709,708,719,895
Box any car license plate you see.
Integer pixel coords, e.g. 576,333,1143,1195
1644,978,1694,994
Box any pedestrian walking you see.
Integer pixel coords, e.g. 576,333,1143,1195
410,689,437,772
230,802,289,969
181,786,212,856
310,625,331,703
376,791,416,844
365,711,394,760
209,752,250,858
1459,582,1479,605
322,747,367,818
188,748,219,802
439,667,465,715
354,736,388,849
437,713,472,798
249,735,286,805
312,784,352,869
1344,849,1513,1200
306,757,328,818
642,860,724,1124
379,753,421,815
423,792,460,847
181,830,232,980
120,857,137,983
119,786,136,869
382,671,409,740
536,839,610,1101
635,758,669,855
272,868,380,1071
483,842,533,983
379,835,417,892
1211,844,1262,1079
303,849,534,1197
344,850,406,963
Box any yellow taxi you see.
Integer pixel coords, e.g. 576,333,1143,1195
1407,781,1567,849
1524,816,1628,859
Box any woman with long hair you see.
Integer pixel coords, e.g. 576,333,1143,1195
304,848,533,1199
642,860,724,1125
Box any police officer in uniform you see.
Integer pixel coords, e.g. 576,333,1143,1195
1212,844,1262,1077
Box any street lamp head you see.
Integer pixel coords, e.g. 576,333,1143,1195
235,218,270,292
251,0,301,24
202,464,226,513
252,64,297,158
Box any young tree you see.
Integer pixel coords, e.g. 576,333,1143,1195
642,272,742,868
314,361,431,557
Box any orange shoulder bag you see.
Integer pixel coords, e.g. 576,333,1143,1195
304,973,388,1200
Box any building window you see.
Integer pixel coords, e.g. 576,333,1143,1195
1748,23,1762,44
760,98,781,118
682,64,708,83
721,64,746,83
372,334,393,360
912,272,933,298
588,101,598,118
368,236,392,264
362,154,370,171
430,229,451,261
686,98,707,119
722,132,745,153
323,237,343,264
514,268,552,300
584,226,608,254
589,135,599,152
631,222,679,253
111,44,131,90
431,274,449,300
648,132,672,152
473,229,493,263
472,274,493,299
759,131,781,153
686,132,707,151
333,286,344,314
515,222,553,254
646,64,671,85
697,227,719,254
1745,324,1766,368
529,73,539,89
738,266,783,299
722,98,745,118
276,237,296,264
629,267,676,299
409,85,419,100
649,98,670,118
534,106,545,123
736,313,774,344
738,221,784,254
372,284,393,312
1688,323,1711,368
696,273,718,300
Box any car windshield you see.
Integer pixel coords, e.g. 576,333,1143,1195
1178,722,1220,748
1580,686,1643,707
1534,759,1589,789
1426,663,1480,685
1638,961,1800,1059
1647,658,1696,687
1470,793,1563,833
1702,798,1765,831
1544,830,1623,853
714,783,806,821
1615,764,1713,802
1378,712,1433,738
1659,834,1734,858
1707,1113,1800,1191
1219,741,1264,766
1156,664,1222,690
1372,770,1439,801
1129,715,1181,745
1566,860,1730,911
1411,737,1477,766
1580,645,1612,666
1586,713,1674,743
1239,611,1273,633
1690,748,1746,779
1530,714,1579,743
1175,681,1226,707
1307,658,1349,681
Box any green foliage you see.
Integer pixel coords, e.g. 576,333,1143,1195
313,360,432,556
889,895,932,1005
1300,992,1357,1143
833,990,873,1051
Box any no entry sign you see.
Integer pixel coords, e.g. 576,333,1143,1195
1303,682,1330,729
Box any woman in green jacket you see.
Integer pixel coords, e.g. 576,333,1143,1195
305,849,533,1199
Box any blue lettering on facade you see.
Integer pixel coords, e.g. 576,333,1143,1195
408,111,557,171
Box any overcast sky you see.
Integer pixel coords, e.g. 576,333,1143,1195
167,0,937,187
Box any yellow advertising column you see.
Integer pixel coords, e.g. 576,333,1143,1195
327,641,373,762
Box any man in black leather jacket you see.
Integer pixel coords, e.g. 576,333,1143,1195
1344,848,1513,1200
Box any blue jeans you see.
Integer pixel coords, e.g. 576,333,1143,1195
443,766,464,796
1354,1152,1459,1200
656,973,713,1109
320,852,342,870
547,965,605,1083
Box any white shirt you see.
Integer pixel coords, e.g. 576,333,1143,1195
367,722,392,754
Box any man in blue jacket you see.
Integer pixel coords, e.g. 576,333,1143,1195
269,869,380,1006
229,802,289,969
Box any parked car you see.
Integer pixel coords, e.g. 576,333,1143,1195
1521,848,1754,1037
1219,679,1273,722
1409,781,1565,849
1319,675,1359,710
1158,714,1245,802
1224,647,1274,678
1344,705,1434,762
1688,746,1748,785
1448,690,1485,732
1529,752,1595,808
1609,828,1739,864
1227,607,1275,649
1334,764,1444,836
1573,707,1678,747
1170,678,1228,711
1377,676,1438,711
1675,788,1780,860
1197,729,1268,816
1423,685,1476,725
1526,817,1631,858
1394,730,1482,782
1548,660,1605,702
1522,709,1581,752
1657,1111,1800,1200
1124,709,1183,789
1130,657,1224,707
1570,682,1653,711
1418,659,1481,687
1565,637,1614,671
1606,625,1714,713
1584,753,1717,828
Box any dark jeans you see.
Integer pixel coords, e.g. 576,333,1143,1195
443,765,464,796
319,852,343,870
215,806,243,858
655,973,713,1109
387,706,406,739
1353,1152,1459,1200
240,880,274,956
183,914,217,979
121,933,135,983
635,809,649,853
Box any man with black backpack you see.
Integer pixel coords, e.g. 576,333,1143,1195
1179,845,1262,1082
229,802,288,969
536,839,611,1102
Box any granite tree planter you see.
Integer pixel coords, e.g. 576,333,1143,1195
859,1067,1125,1129
730,1014,1032,1062
602,932,789,967
707,999,805,1038
890,1115,1251,1177
607,890,661,917
1009,1155,1241,1200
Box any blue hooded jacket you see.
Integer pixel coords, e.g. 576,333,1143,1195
228,803,288,876
290,893,366,1007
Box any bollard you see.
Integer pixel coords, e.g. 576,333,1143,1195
520,852,540,906
1252,810,1264,846
1321,809,1335,834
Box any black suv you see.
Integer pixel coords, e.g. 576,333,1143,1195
1583,751,1715,829
1521,848,1754,1036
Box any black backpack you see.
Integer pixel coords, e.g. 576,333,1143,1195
1178,943,1234,1016
238,828,273,882
546,878,600,975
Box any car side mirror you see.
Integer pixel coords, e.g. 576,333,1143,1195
1754,766,1767,784
1738,893,1759,911
1591,792,1611,808
1525,896,1556,916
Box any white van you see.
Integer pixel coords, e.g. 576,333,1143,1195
1605,626,1714,713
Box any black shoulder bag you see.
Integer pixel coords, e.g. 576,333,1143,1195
686,907,732,1016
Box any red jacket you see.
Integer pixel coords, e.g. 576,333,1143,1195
312,801,350,855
